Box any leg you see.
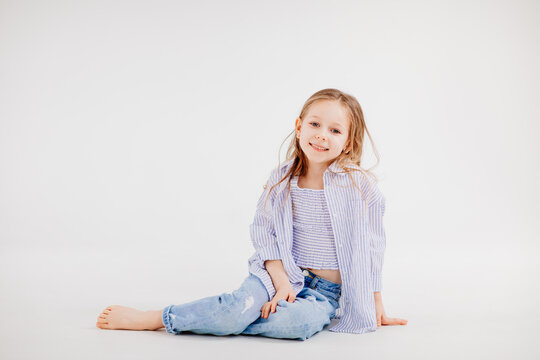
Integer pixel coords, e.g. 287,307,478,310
240,287,338,341
162,274,269,336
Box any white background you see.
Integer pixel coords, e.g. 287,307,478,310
1,0,538,359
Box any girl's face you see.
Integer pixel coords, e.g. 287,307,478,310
295,100,350,167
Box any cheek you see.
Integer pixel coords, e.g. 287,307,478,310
299,131,311,142
328,140,344,152
296,134,306,146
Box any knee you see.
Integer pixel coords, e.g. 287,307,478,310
207,275,267,335
270,304,327,340
214,289,264,335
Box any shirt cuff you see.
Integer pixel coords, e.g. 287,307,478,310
257,243,281,262
372,273,382,292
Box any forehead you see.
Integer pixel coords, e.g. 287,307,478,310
305,101,349,128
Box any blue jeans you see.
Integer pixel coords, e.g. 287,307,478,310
162,268,342,341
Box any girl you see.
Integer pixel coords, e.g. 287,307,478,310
96,88,408,340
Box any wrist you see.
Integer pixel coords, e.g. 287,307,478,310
275,280,292,291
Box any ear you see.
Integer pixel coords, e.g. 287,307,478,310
295,117,302,137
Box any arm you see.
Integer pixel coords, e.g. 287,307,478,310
250,169,296,320
249,170,282,262
264,259,291,290
368,188,386,292
367,184,408,328
260,259,295,319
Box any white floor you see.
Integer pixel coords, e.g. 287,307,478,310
1,244,538,360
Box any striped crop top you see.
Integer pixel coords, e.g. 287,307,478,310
290,176,339,269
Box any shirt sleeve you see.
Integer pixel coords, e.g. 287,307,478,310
368,188,386,292
249,169,282,262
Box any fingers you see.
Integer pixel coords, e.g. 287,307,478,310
382,316,408,326
396,317,408,325
384,317,400,325
260,302,274,319
260,303,268,318
261,292,298,319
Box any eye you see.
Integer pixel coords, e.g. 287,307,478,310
310,122,341,134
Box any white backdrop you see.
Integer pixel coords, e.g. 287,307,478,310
1,0,538,359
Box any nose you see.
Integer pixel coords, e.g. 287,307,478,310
316,133,327,142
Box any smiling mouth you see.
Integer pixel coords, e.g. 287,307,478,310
310,142,329,151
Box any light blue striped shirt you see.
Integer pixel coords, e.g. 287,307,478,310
247,158,386,334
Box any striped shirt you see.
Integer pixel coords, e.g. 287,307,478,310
247,158,386,334
290,175,339,269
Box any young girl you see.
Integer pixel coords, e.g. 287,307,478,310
96,88,408,340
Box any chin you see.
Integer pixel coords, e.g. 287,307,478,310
305,155,330,164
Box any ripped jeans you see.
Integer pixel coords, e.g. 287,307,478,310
161,268,342,341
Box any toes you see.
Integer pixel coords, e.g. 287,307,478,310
99,307,111,317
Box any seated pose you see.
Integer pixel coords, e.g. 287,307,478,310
96,88,408,340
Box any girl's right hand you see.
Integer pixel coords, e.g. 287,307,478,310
260,286,296,319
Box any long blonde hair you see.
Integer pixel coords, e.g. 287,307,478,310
264,88,381,212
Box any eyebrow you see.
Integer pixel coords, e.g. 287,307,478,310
310,115,346,128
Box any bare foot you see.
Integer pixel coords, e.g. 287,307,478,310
96,305,164,330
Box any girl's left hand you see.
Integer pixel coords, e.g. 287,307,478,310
374,292,408,328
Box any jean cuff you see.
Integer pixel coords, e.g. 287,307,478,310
162,305,175,334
